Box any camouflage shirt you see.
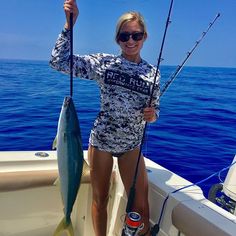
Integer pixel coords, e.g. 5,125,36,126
50,29,160,154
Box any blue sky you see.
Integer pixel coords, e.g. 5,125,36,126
0,0,235,68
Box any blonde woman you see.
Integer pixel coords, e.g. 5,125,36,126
50,0,160,235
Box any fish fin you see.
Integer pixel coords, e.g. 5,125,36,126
52,135,57,150
53,217,74,236
81,160,91,183
53,177,60,186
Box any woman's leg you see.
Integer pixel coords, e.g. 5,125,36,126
118,147,150,236
88,145,113,236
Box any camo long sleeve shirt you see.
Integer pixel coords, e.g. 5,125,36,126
50,29,160,155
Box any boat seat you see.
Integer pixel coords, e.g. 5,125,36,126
172,202,231,236
0,170,59,192
0,161,91,192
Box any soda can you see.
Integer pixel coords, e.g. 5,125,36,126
122,212,144,236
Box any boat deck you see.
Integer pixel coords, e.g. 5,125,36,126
0,151,236,236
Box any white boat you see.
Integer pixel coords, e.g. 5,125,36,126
0,150,236,236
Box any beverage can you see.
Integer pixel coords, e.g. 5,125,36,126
122,212,144,236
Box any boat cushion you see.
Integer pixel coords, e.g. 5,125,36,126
0,170,58,192
0,167,91,192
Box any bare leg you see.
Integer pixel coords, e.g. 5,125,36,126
118,147,150,236
88,145,113,236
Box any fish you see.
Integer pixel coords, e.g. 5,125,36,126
53,96,85,236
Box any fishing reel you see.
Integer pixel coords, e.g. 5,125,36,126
208,155,236,215
208,183,236,215
122,212,144,236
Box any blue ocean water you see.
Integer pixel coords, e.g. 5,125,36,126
0,59,236,197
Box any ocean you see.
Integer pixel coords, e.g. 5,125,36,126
0,59,236,197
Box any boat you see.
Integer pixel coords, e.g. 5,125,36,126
0,150,236,236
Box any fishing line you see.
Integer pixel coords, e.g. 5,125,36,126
218,167,227,183
125,0,174,215
151,160,236,236
160,13,220,97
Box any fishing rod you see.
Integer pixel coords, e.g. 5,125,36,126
151,13,221,236
160,13,221,97
124,0,174,220
70,13,74,97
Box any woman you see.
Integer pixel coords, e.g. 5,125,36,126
50,0,160,235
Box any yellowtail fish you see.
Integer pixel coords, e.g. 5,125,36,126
53,96,84,236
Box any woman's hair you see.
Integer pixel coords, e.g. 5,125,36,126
115,11,147,43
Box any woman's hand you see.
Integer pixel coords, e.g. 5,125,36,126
143,107,156,123
64,0,79,30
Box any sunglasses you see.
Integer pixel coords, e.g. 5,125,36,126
118,32,145,42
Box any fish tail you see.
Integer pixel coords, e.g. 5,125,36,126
53,217,74,236
52,135,57,150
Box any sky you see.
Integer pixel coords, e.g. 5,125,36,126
0,0,235,68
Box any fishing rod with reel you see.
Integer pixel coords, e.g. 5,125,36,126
122,0,174,235
150,13,221,236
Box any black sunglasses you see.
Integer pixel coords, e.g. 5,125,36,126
118,32,145,42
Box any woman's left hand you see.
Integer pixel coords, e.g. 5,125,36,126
143,107,156,123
